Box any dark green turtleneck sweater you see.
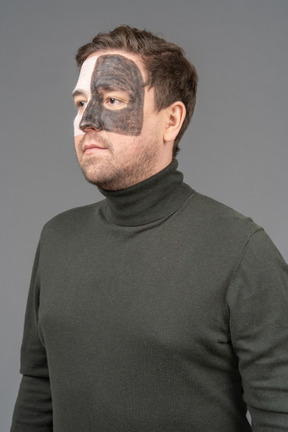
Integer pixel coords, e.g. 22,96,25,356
11,160,288,431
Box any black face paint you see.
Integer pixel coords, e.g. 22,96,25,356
80,54,145,136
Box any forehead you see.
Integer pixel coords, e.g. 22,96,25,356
74,50,146,92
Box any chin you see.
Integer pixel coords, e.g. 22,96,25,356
80,165,113,188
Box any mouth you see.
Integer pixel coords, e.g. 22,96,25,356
83,144,107,154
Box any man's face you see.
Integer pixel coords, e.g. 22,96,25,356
77,54,144,136
73,50,169,190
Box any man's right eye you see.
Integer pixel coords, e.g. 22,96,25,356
75,100,87,110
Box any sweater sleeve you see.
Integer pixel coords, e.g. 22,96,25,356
10,241,53,432
226,228,288,431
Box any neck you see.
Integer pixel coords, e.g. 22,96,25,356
97,156,173,191
98,159,194,226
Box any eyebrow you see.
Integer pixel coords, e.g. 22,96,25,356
72,89,87,99
97,85,131,94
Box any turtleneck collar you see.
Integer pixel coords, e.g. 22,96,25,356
98,159,194,226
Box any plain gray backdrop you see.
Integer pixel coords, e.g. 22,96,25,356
1,0,287,428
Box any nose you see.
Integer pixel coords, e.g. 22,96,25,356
79,103,103,132
80,117,103,132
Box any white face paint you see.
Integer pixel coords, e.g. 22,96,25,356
73,55,98,137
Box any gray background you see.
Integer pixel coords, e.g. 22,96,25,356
1,0,287,428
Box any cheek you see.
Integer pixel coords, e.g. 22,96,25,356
74,135,83,156
74,134,82,144
74,113,85,137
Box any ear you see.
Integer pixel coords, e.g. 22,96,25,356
163,101,186,144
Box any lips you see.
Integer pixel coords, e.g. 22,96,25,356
83,144,107,153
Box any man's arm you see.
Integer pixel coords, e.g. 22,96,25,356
226,228,288,431
11,241,53,432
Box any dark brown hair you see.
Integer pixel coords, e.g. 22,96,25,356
76,25,198,156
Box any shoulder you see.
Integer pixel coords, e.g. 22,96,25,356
192,190,287,265
184,190,261,240
40,200,105,240
191,190,253,220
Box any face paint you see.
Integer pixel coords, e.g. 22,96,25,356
75,54,145,137
73,56,97,137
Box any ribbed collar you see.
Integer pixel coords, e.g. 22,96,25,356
98,159,194,226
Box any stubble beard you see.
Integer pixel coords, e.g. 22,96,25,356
77,135,159,191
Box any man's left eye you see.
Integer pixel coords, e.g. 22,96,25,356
104,97,125,107
107,98,120,105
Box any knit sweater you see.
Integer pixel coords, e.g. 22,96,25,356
11,159,288,431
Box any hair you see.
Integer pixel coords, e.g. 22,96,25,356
76,25,198,157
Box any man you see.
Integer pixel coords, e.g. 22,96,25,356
11,25,288,431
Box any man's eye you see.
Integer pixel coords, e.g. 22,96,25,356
76,101,87,110
104,97,124,107
107,98,120,105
